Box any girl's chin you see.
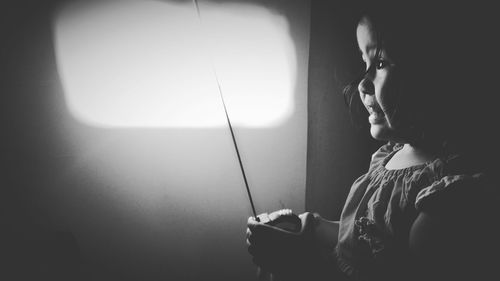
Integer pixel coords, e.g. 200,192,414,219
370,124,393,141
370,125,407,144
368,113,386,125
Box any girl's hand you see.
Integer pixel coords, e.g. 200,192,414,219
246,211,316,277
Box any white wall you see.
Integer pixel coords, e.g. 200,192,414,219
1,1,310,280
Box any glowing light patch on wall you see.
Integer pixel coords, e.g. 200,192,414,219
53,1,296,128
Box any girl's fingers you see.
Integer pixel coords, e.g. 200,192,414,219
247,216,257,225
247,215,265,230
253,223,298,241
246,227,258,246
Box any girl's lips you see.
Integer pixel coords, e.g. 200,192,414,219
365,104,385,124
368,110,385,124
365,103,382,114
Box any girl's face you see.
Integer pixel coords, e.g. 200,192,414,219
356,16,403,142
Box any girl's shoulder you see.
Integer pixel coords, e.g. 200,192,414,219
368,142,495,210
414,172,489,211
414,148,497,213
410,170,498,279
409,174,498,281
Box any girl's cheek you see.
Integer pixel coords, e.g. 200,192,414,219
377,71,394,98
375,87,391,113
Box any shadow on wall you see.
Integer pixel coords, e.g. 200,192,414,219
1,1,310,281
306,0,380,220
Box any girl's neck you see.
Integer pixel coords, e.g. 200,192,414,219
385,143,437,170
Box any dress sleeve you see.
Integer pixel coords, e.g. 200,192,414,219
414,173,486,212
412,172,498,280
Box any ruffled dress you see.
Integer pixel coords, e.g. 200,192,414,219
334,142,488,280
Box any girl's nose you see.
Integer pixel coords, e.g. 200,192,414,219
358,61,376,96
358,77,374,96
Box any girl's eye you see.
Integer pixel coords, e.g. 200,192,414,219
375,59,390,69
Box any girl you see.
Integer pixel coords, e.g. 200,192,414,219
246,2,497,281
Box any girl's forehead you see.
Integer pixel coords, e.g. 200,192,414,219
356,19,377,55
